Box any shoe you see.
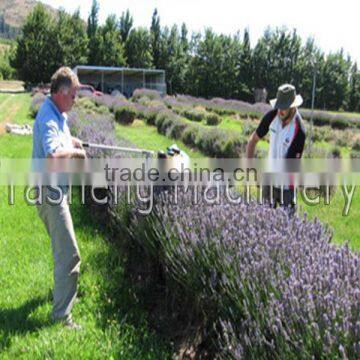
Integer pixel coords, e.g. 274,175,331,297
55,315,82,330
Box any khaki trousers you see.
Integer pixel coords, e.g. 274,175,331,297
36,189,81,321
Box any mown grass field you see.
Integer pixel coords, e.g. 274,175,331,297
0,93,171,358
0,91,359,357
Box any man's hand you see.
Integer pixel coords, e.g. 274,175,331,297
72,137,83,149
72,149,86,159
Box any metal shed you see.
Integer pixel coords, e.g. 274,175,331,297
72,65,166,97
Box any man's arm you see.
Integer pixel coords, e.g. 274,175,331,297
47,148,86,159
246,109,277,158
246,131,260,158
42,121,86,159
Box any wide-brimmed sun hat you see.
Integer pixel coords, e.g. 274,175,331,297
269,84,303,110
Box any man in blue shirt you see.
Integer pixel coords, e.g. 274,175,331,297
32,67,85,329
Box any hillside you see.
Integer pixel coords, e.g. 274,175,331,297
0,0,57,39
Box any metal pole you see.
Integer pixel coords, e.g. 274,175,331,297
82,142,154,156
309,61,317,152
121,70,124,94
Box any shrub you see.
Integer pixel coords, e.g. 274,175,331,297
183,108,206,122
351,139,360,151
119,189,360,358
167,118,188,139
303,145,328,158
30,93,46,118
300,109,360,129
335,136,348,148
205,113,222,126
207,106,237,116
311,126,333,142
67,109,118,157
114,105,138,125
329,146,342,158
143,105,165,125
155,111,173,132
132,88,161,102
242,121,257,136
111,89,126,99
195,128,245,157
181,124,201,146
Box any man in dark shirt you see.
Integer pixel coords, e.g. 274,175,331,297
246,84,306,211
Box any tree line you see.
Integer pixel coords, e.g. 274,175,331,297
9,1,360,111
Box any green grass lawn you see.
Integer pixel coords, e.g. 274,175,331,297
116,119,203,157
0,94,171,358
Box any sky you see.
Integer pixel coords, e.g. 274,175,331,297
40,0,360,64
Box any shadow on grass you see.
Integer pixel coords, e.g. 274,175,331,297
0,291,52,351
71,191,172,357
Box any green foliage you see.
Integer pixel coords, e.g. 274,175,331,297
87,0,100,65
76,96,110,115
53,9,88,68
155,110,245,157
182,108,206,122
12,4,88,84
119,9,133,42
330,146,342,158
114,105,137,124
98,15,126,67
125,28,153,68
352,140,360,152
12,4,55,84
0,46,16,79
205,113,222,126
150,8,161,69
10,1,360,113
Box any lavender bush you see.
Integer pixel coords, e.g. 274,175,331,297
205,113,222,126
132,88,162,102
300,109,360,129
154,110,246,157
124,189,360,359
30,93,47,118
67,108,118,158
114,105,138,125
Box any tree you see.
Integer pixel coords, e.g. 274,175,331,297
11,4,55,84
237,28,253,101
160,25,189,94
125,28,153,68
0,46,16,80
348,63,360,112
318,50,351,110
188,29,227,98
87,0,100,64
119,9,133,42
54,9,88,68
87,0,99,39
97,14,126,66
180,23,189,52
252,28,272,92
150,8,161,68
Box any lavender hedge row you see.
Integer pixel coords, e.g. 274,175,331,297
176,94,360,129
55,97,359,358
121,189,360,359
154,110,246,157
